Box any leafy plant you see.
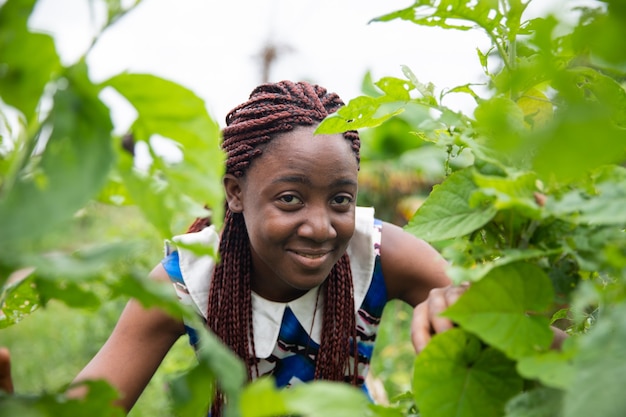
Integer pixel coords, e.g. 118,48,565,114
3,0,626,416
318,0,626,416
0,0,231,415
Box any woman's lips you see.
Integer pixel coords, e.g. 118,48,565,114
288,249,333,268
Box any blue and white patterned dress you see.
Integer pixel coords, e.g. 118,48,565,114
161,207,386,393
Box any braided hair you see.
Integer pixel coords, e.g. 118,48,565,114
187,80,361,415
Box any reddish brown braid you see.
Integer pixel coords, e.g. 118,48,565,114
187,80,361,415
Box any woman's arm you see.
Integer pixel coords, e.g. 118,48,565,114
379,221,463,353
69,263,186,412
379,222,568,352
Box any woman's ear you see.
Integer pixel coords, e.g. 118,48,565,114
223,174,244,213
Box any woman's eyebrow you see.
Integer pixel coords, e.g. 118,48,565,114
271,175,311,185
271,175,357,188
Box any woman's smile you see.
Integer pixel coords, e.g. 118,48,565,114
288,248,334,268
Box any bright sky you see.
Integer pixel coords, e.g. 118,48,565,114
28,0,586,131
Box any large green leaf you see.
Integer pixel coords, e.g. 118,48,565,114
563,303,626,417
443,262,555,359
405,168,497,242
240,377,371,417
170,315,246,417
104,73,224,236
0,0,60,120
0,62,114,247
413,328,522,417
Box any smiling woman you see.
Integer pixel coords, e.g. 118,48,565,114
162,80,453,416
0,80,455,417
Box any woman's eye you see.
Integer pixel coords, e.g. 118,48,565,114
279,195,302,205
331,195,353,206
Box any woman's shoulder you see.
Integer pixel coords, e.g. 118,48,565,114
161,225,220,320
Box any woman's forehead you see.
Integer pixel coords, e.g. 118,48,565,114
245,127,359,182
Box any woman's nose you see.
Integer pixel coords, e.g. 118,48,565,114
297,207,337,242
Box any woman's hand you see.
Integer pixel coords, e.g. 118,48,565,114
0,347,14,394
411,284,469,353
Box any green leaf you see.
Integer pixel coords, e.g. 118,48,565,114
516,338,577,389
96,173,134,206
531,83,626,182
169,359,215,417
413,328,522,417
400,66,437,106
405,168,497,242
239,378,290,417
33,277,101,310
474,96,526,156
21,242,140,281
373,0,503,33
0,380,124,417
573,8,626,71
282,381,371,417
367,403,406,417
240,378,373,417
0,0,61,119
446,248,556,284
0,62,114,247
116,150,176,238
504,387,564,417
109,270,188,320
563,303,626,417
546,165,626,225
170,316,246,417
317,77,415,134
472,171,541,219
104,73,224,235
0,272,38,328
443,262,555,359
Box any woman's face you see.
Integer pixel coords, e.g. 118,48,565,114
224,125,359,302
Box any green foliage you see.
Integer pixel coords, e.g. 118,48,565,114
563,303,626,417
240,378,372,417
104,73,224,235
0,59,114,247
404,168,498,241
319,0,626,416
3,0,626,416
413,328,522,417
443,263,555,359
0,380,125,417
